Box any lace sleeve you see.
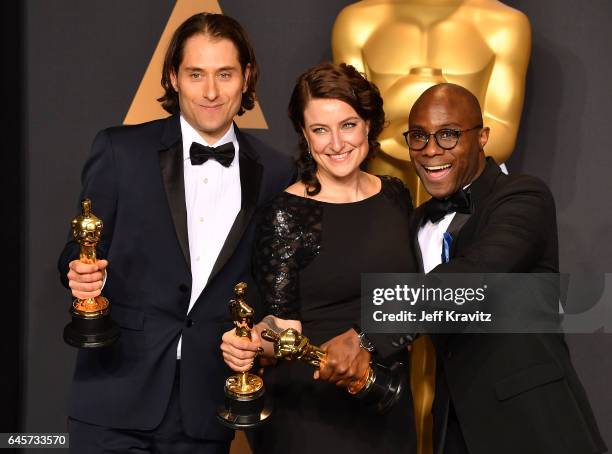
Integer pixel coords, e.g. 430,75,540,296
253,194,322,319
379,175,414,215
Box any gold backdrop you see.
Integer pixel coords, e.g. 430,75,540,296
332,0,531,205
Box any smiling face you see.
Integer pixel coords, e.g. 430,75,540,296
302,98,370,182
408,86,489,199
171,34,250,143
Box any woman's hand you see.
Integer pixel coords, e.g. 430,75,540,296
220,328,263,373
220,316,301,372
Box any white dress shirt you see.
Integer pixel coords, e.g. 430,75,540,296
176,117,241,359
418,212,456,273
417,182,477,272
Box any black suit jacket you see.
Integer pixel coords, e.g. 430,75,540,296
58,114,295,440
413,158,606,454
375,158,605,454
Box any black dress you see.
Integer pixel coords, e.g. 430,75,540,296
251,176,417,454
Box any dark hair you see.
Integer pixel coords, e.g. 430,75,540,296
158,13,259,115
288,63,385,196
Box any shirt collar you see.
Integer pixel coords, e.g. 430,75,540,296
180,116,238,162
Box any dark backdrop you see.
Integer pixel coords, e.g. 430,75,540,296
1,0,23,440
505,2,612,442
5,0,611,451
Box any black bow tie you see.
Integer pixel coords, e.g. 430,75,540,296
423,188,472,223
189,142,235,167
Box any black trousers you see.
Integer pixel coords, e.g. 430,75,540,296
441,401,469,454
433,371,469,454
69,363,230,454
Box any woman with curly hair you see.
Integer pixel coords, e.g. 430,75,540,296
221,62,416,453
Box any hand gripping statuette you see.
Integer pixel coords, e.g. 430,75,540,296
217,283,271,428
63,199,120,348
261,328,405,413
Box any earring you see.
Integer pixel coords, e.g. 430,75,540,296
305,141,314,163
307,147,313,163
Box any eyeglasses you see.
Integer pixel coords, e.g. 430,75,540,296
402,125,482,151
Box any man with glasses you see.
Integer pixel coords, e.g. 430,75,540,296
390,83,604,454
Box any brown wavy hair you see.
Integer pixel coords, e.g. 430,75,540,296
288,63,385,196
158,13,259,116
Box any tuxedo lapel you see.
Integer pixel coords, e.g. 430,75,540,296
411,206,426,272
207,127,263,285
158,115,190,267
447,157,502,258
469,157,502,206
446,212,471,257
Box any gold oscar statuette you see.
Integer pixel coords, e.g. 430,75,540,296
63,199,120,348
217,282,272,428
261,328,405,413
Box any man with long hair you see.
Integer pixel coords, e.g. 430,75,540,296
58,13,294,453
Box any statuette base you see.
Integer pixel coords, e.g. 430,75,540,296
225,373,264,397
63,304,120,348
217,384,271,429
353,361,406,414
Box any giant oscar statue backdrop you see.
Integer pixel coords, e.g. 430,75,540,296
332,1,531,453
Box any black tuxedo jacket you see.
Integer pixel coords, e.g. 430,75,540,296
58,114,295,440
375,158,605,454
413,158,606,454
